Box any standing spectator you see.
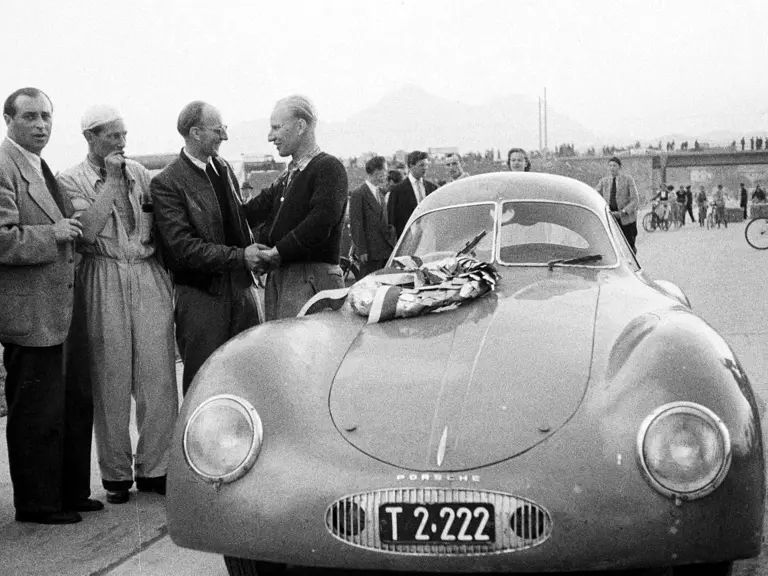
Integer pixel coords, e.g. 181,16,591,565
386,169,404,191
740,183,748,219
752,184,767,202
696,186,708,227
0,87,99,524
57,105,177,505
388,150,437,238
684,185,695,223
594,156,639,253
393,161,407,180
348,155,396,277
751,137,755,150
741,137,746,151
245,95,348,321
151,101,262,394
444,152,469,183
507,147,531,172
713,185,727,228
676,185,688,225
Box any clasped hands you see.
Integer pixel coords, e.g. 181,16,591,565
244,243,281,274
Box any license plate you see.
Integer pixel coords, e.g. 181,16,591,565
379,503,495,543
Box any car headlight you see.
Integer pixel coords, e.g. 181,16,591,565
183,394,263,484
637,402,731,500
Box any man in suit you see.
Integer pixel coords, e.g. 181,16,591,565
151,101,263,394
0,87,101,524
349,155,396,276
388,150,438,238
594,156,639,254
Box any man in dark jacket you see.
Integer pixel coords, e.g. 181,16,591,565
151,101,262,393
244,95,348,320
740,183,748,219
348,155,396,277
387,150,438,238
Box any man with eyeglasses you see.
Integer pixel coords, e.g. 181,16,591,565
388,150,438,238
151,101,263,394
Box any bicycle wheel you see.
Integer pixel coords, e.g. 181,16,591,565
745,217,768,249
642,213,656,232
706,212,714,229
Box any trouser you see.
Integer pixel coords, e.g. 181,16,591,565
79,256,179,489
698,204,707,226
616,218,638,254
686,203,695,222
678,202,687,224
3,342,93,513
742,205,747,219
265,261,345,321
175,275,262,394
360,258,389,278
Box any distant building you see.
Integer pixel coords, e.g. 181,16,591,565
428,146,459,160
130,153,177,171
242,154,285,173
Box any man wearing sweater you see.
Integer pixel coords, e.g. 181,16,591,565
246,95,348,320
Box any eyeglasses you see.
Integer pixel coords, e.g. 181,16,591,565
196,124,228,136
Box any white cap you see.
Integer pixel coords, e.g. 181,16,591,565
80,104,122,132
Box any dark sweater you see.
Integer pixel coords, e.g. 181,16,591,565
246,152,348,265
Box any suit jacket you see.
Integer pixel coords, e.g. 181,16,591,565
0,139,75,346
150,150,254,294
387,177,438,238
348,182,396,262
595,173,639,225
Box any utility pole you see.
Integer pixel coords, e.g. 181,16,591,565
538,96,542,151
543,87,548,152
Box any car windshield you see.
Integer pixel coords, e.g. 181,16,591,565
498,201,617,266
394,203,495,263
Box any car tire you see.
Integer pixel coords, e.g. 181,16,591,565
223,557,288,576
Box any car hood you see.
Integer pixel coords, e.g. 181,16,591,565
329,269,598,471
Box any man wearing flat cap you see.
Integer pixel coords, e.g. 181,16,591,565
57,105,177,505
595,156,639,253
151,101,262,394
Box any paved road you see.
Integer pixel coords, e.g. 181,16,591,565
1,214,766,575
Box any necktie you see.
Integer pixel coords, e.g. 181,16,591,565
378,187,388,224
40,159,70,217
416,179,425,203
609,177,618,211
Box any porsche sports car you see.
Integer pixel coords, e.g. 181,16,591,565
167,172,764,575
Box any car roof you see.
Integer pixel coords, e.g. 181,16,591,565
415,172,608,215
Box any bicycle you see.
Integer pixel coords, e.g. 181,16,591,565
642,201,670,232
745,216,768,249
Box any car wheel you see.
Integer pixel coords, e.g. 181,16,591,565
223,557,288,576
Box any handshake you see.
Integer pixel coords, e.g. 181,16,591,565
244,243,281,274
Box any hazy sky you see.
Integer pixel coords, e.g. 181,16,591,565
3,0,767,168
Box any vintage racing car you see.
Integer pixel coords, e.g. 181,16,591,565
167,172,764,575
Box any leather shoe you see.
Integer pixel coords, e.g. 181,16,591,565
136,475,166,496
106,490,130,504
16,510,82,524
71,498,104,512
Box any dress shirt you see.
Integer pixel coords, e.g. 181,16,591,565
183,148,219,176
366,180,385,208
6,137,42,176
408,173,425,203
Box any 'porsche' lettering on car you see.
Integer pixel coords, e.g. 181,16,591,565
396,473,481,482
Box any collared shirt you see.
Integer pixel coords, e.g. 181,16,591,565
183,147,219,176
288,145,322,174
446,171,469,183
6,137,42,176
57,158,155,260
366,180,385,208
408,173,426,203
